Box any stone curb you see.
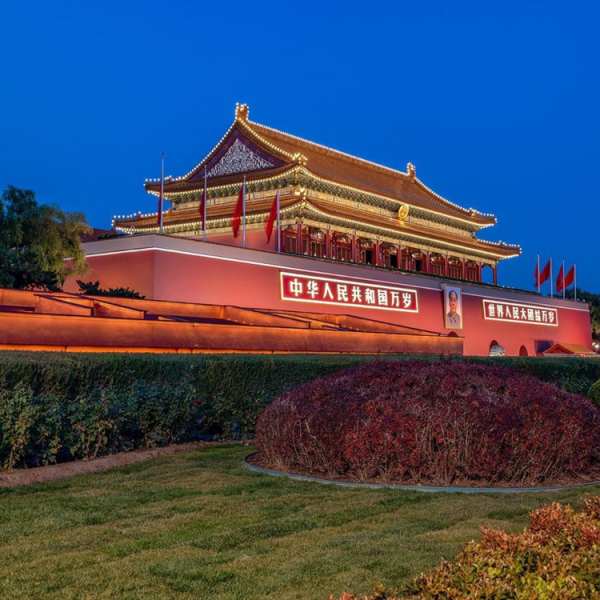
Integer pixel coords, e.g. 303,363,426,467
243,453,600,494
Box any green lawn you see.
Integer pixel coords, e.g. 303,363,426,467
1,445,599,600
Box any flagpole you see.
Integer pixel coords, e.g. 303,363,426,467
242,176,246,248
159,152,165,234
562,260,565,299
276,189,281,253
537,253,540,293
574,264,577,301
550,257,553,298
203,166,207,242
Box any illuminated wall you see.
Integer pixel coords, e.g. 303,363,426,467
65,234,592,357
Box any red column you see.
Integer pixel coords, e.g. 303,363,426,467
375,240,381,266
477,262,482,282
397,244,401,269
493,265,498,285
296,222,303,254
444,254,449,277
351,235,356,262
281,228,286,253
325,230,331,259
425,251,431,273
408,249,413,271
461,260,467,280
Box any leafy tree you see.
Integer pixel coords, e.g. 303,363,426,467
566,288,600,339
0,185,91,290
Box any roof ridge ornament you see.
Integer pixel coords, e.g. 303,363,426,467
236,103,250,122
292,152,308,166
407,163,416,181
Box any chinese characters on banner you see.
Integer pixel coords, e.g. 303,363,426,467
482,299,558,326
280,272,418,312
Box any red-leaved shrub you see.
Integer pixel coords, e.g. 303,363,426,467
255,361,600,486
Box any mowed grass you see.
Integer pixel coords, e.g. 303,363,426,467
0,445,599,600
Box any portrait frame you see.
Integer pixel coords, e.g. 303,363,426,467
442,284,463,330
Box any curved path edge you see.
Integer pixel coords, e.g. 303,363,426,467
243,453,600,494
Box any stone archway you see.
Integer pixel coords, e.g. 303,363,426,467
519,345,529,357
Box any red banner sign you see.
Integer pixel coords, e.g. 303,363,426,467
482,299,558,326
280,272,418,312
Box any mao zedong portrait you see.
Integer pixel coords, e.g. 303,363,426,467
446,288,461,329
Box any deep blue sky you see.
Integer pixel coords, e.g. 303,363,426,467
1,1,598,292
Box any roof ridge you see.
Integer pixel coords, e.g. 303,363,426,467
247,117,409,180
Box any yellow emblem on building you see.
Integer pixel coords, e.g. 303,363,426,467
397,204,409,222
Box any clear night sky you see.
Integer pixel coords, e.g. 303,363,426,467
1,1,598,292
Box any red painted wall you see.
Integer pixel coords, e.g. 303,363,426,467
70,235,592,357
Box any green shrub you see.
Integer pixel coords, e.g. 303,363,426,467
0,380,202,469
334,497,600,599
0,384,39,469
589,379,600,409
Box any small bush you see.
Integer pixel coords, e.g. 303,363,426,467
256,361,600,486
333,497,600,599
589,379,600,409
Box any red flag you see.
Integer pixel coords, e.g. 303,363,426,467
265,192,278,243
536,259,551,286
564,265,575,289
555,264,564,293
231,184,244,238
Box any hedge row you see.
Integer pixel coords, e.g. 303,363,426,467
1,351,599,398
1,351,600,470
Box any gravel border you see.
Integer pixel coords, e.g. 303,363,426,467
243,453,600,494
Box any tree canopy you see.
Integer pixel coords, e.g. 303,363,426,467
566,288,600,339
0,185,91,290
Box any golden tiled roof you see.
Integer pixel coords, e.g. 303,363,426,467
146,104,496,227
245,117,492,223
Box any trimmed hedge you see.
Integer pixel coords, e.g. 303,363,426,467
0,381,197,469
256,361,600,485
0,351,599,470
335,497,600,599
1,352,599,399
